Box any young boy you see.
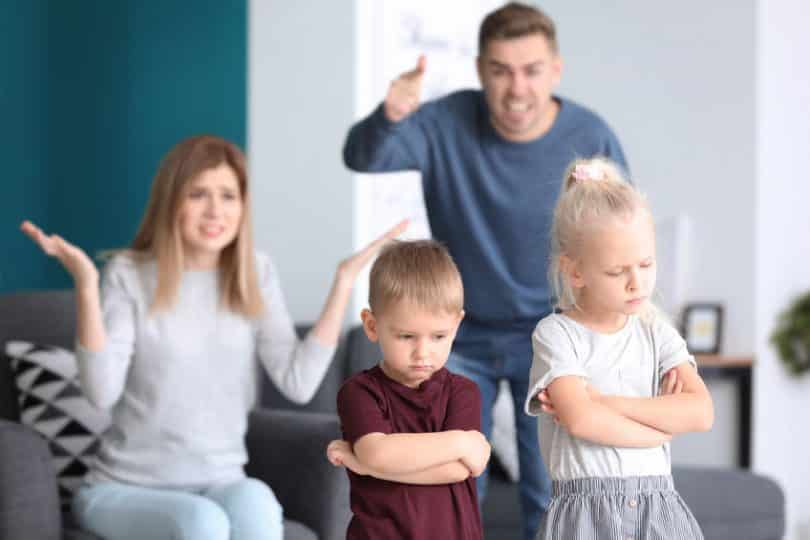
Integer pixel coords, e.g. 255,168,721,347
327,240,490,540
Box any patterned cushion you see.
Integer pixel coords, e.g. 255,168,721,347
5,341,110,508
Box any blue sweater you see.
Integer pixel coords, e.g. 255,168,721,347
344,90,627,353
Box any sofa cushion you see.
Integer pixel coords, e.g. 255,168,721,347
5,341,111,509
674,466,785,540
0,420,63,540
283,520,318,540
345,325,380,376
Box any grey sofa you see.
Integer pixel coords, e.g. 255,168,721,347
2,290,786,540
0,290,349,540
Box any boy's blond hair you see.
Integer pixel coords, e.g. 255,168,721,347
369,240,463,315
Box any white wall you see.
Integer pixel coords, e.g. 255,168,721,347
754,1,810,537
539,0,756,356
248,0,356,323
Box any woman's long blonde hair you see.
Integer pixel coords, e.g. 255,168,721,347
549,157,663,324
129,135,263,318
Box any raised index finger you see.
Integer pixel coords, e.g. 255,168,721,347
402,54,427,80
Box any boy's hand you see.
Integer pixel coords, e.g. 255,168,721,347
460,431,491,477
326,439,352,466
660,369,684,395
326,439,369,476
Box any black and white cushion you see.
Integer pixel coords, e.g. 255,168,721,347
5,341,110,507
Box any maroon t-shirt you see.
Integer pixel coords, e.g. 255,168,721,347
337,365,484,540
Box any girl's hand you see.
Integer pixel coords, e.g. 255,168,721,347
660,369,684,396
537,389,560,423
538,379,598,423
20,221,99,291
335,219,409,286
326,439,369,476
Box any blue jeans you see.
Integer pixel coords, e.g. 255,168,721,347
72,477,283,540
447,351,552,540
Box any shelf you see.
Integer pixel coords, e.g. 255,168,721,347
696,355,753,368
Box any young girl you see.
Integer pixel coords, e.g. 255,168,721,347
524,158,713,539
21,135,405,540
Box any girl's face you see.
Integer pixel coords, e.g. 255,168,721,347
567,210,657,323
177,163,243,269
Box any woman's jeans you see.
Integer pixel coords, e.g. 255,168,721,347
72,477,283,540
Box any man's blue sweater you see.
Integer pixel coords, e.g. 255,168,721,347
344,90,627,354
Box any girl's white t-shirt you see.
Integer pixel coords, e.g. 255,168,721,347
524,313,695,481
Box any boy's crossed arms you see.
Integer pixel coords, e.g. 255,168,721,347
327,429,490,485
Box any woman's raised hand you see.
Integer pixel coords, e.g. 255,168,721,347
335,219,409,285
20,221,99,290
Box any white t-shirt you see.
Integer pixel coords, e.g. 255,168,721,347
524,313,695,481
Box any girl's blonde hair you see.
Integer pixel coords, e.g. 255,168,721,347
549,157,662,323
129,135,263,318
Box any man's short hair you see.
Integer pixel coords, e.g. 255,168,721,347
478,2,558,54
369,240,464,315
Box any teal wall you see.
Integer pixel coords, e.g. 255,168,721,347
3,0,246,292
1,0,52,290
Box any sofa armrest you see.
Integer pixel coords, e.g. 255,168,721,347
0,420,62,540
245,408,351,540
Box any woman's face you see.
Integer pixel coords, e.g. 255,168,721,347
177,163,243,269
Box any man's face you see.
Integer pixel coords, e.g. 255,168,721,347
477,34,562,142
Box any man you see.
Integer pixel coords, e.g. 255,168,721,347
343,3,628,538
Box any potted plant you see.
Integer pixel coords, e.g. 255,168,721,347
771,291,810,376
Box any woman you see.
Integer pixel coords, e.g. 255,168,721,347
21,134,406,540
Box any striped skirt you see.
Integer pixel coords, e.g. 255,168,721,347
538,475,703,540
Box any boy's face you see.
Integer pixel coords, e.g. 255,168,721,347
361,301,464,389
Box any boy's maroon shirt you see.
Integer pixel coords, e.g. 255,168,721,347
337,365,484,540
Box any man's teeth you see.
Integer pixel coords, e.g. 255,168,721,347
506,102,530,112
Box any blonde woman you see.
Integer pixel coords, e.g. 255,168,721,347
21,135,406,540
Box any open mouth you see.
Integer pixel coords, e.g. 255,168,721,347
201,226,225,238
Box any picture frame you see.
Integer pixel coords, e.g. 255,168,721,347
681,303,724,354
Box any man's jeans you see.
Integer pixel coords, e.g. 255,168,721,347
447,350,552,540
